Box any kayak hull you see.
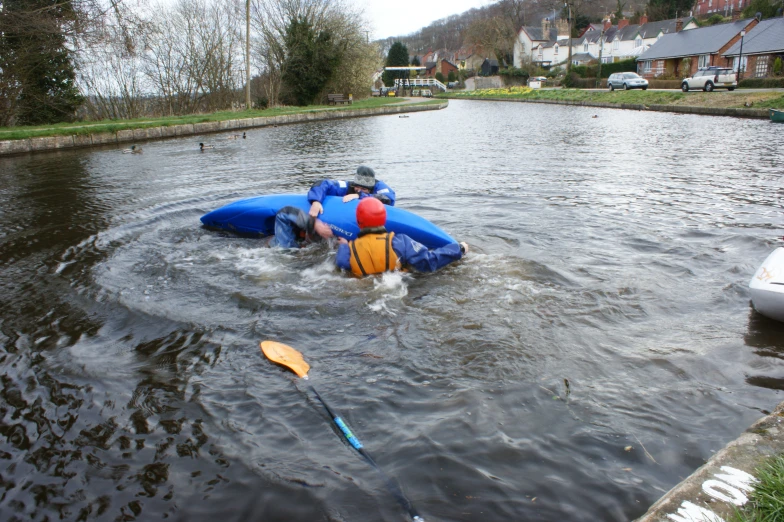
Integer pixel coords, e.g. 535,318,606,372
749,247,784,323
200,194,457,248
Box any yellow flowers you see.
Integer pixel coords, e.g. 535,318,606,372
455,86,533,97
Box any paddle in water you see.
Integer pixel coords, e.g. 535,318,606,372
260,340,424,522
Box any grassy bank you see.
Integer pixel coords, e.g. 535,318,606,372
732,454,784,522
0,98,440,141
439,87,784,110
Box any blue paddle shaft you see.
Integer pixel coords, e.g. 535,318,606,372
334,417,363,450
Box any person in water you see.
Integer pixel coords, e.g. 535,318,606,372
335,198,468,276
270,206,333,248
308,166,396,217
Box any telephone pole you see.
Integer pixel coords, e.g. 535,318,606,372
245,0,251,110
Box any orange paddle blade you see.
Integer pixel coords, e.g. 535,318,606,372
260,341,310,378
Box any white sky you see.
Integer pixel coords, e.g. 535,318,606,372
356,0,492,41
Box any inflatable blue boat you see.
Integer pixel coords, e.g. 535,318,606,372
200,195,456,249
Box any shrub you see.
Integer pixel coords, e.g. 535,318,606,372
739,77,784,88
774,57,782,76
435,72,445,83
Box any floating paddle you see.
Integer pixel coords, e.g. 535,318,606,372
260,340,424,522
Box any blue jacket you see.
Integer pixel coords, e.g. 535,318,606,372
307,179,396,206
336,232,462,274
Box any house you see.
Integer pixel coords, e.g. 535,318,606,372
424,61,437,77
579,16,697,65
723,17,784,78
480,58,499,76
693,0,753,17
514,18,569,67
457,48,484,71
637,18,759,78
437,59,459,79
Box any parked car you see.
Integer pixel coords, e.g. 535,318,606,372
681,67,737,92
421,89,432,98
411,89,420,96
607,72,649,91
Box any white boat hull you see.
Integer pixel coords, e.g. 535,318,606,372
749,247,784,323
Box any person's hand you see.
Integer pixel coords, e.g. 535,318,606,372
338,237,348,245
342,193,359,203
309,201,323,217
314,219,333,239
459,242,469,255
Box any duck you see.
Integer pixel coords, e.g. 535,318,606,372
122,145,142,154
592,114,598,118
399,115,409,118
199,143,214,151
242,131,246,139
744,101,754,107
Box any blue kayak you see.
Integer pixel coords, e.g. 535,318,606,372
200,195,456,249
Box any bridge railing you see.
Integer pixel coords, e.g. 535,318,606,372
393,78,447,92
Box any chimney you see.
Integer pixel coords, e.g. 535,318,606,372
640,14,648,24
618,18,629,29
675,18,683,32
604,19,612,31
557,19,570,39
542,18,551,38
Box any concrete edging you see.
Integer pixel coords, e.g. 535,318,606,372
442,96,769,119
0,102,448,157
634,401,784,522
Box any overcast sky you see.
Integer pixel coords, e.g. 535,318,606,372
356,0,491,40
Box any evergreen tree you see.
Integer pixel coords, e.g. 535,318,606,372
646,0,695,20
411,56,421,66
742,0,780,19
382,42,409,87
281,17,341,106
0,0,84,125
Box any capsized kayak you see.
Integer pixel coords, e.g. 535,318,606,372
200,194,457,249
749,247,784,323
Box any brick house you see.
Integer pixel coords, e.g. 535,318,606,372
723,17,784,78
637,18,759,78
693,0,752,17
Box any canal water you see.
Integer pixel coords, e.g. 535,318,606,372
1,99,782,521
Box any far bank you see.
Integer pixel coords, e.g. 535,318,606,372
438,88,783,119
0,99,446,157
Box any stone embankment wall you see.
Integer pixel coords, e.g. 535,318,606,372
635,401,784,522
0,102,447,157
448,96,770,119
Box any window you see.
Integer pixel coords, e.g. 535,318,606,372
698,54,710,68
602,57,612,64
635,37,642,47
613,39,619,50
754,57,768,77
583,42,589,52
709,0,712,5
642,60,652,73
554,44,559,55
733,55,747,73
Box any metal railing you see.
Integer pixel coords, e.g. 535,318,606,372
393,77,447,91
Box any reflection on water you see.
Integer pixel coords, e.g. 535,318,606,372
0,100,782,521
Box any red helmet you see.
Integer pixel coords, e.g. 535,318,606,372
356,197,386,229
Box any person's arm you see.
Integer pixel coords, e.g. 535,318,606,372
335,239,352,270
308,180,349,215
370,180,395,206
391,234,464,272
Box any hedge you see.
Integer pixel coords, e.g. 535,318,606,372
739,77,784,88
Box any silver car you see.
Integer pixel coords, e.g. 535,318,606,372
607,72,649,91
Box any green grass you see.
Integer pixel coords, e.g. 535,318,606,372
0,97,427,141
438,88,784,111
732,455,784,522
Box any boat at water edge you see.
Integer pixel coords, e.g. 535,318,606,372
770,109,784,123
749,247,784,323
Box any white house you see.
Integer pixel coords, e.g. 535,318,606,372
514,18,569,68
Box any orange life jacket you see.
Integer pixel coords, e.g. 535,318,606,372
348,232,400,277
